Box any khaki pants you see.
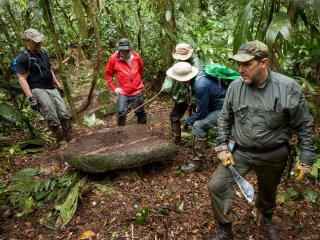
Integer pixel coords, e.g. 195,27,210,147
208,145,288,224
31,88,70,126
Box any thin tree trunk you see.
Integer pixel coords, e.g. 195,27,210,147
72,0,89,59
156,0,176,90
0,16,17,55
76,0,102,114
43,0,77,121
4,2,24,46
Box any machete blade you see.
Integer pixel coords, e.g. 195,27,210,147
228,165,254,203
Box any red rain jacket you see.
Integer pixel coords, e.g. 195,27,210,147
104,50,144,96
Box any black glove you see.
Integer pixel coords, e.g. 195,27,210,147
57,87,65,98
28,96,39,111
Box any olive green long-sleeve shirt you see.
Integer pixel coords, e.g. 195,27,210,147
217,70,316,164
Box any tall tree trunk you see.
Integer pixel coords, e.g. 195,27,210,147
137,0,142,52
0,16,17,55
76,0,102,114
42,0,77,121
4,2,24,46
156,0,176,90
72,0,89,59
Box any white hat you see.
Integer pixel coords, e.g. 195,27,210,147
166,62,199,82
22,28,45,43
172,43,194,60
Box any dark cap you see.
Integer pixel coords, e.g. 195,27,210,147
117,38,131,50
229,40,270,62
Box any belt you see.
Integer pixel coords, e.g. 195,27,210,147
235,143,288,154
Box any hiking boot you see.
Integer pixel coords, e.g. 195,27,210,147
181,160,201,172
117,116,126,126
204,223,234,240
49,125,64,143
0,206,13,220
181,136,208,172
171,121,181,145
137,113,147,124
60,118,73,142
261,216,281,240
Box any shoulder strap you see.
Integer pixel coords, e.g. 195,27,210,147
21,49,32,71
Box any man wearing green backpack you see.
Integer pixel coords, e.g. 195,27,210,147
166,62,229,172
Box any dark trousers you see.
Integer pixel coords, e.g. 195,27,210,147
169,101,189,123
208,145,288,223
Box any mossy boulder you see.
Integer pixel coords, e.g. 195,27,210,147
64,125,178,173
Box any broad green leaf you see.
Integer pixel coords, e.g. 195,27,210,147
133,204,149,225
94,184,117,195
233,0,254,54
0,102,27,123
56,183,80,226
23,197,37,215
304,189,319,203
311,157,320,178
178,201,184,212
12,168,41,180
266,12,292,48
165,10,171,22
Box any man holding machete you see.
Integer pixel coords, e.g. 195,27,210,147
206,40,316,240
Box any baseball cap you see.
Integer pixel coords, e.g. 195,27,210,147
22,28,45,43
229,40,270,62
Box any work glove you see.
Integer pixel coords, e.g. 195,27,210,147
57,87,65,98
215,144,235,167
115,87,123,95
28,96,39,111
295,161,312,180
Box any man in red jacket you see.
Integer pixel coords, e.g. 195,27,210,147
104,38,147,126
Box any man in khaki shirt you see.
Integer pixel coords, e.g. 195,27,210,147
205,41,316,240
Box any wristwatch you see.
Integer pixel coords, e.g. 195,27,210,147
214,144,228,152
216,137,229,146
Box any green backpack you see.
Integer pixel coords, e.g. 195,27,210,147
199,63,241,84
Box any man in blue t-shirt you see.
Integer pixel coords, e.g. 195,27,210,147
16,28,73,145
166,62,227,172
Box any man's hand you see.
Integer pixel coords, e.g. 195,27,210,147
182,122,191,132
115,87,123,95
28,96,39,111
218,151,235,167
295,161,312,180
215,145,235,167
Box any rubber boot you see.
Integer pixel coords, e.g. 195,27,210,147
117,116,126,126
171,121,181,145
204,223,234,240
181,136,207,172
261,215,281,240
137,113,147,124
49,125,64,143
61,118,73,142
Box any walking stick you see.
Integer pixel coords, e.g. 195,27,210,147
127,90,163,116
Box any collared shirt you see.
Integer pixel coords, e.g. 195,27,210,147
217,70,316,163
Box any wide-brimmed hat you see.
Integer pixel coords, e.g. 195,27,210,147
117,38,131,50
166,62,198,82
172,43,194,60
22,28,45,43
229,40,270,62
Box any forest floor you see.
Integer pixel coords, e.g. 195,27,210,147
0,90,320,240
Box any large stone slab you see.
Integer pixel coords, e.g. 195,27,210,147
64,125,178,173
